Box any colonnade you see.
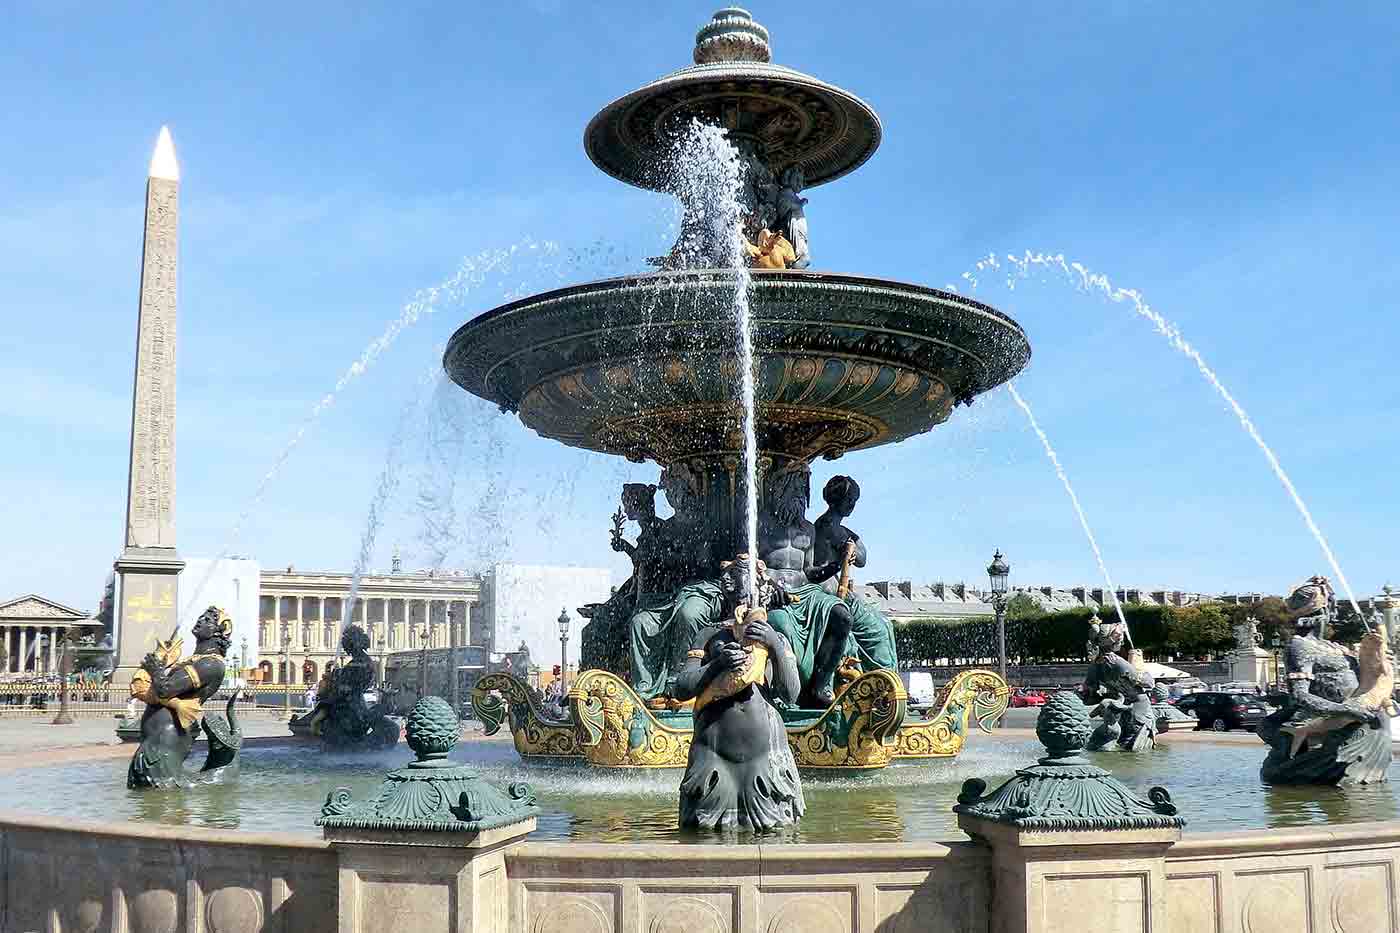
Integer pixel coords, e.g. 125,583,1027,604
0,625,66,674
258,595,478,684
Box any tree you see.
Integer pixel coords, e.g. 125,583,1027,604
1005,593,1040,621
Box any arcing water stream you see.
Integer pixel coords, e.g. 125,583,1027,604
965,251,1363,616
1006,384,1128,632
181,240,555,619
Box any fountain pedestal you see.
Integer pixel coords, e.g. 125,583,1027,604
319,698,537,933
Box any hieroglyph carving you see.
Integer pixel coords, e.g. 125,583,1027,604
126,176,179,549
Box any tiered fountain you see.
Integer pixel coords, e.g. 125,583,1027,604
449,8,1029,771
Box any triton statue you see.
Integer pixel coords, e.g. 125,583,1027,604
127,606,242,788
290,624,400,748
1081,613,1157,752
1258,576,1394,785
674,557,805,832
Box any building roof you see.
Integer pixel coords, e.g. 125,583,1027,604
0,594,92,624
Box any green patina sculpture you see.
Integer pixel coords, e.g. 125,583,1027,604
291,624,399,749
319,696,537,833
954,690,1184,831
126,606,243,789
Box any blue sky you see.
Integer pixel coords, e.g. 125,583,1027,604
3,2,1397,611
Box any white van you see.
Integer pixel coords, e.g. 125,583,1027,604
900,671,938,708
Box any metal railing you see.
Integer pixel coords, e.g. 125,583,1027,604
0,680,319,717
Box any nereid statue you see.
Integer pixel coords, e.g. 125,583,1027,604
1258,576,1394,785
1081,613,1157,752
674,557,805,832
291,625,400,749
127,606,243,788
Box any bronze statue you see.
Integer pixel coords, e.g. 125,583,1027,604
1081,614,1156,752
291,625,399,748
127,606,242,788
772,166,809,269
674,557,805,832
809,475,897,676
1258,576,1393,785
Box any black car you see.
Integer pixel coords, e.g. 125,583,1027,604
1174,692,1270,732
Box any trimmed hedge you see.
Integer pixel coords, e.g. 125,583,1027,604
893,602,1238,665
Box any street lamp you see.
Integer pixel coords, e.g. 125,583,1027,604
417,623,430,699
557,608,571,693
377,633,387,689
986,550,1011,682
239,636,248,688
447,605,460,714
51,631,74,725
282,635,292,719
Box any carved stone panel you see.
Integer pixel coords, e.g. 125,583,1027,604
1237,869,1311,933
1043,873,1147,933
759,889,854,933
1165,873,1221,933
522,886,618,933
355,876,450,933
1326,862,1395,933
640,888,735,933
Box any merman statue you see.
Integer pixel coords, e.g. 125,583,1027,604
673,556,805,832
127,606,243,789
1258,576,1394,785
1081,613,1157,752
291,624,400,748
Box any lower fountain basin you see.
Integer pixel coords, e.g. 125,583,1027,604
444,269,1031,464
2,735,1395,844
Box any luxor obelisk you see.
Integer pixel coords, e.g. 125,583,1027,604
113,126,184,687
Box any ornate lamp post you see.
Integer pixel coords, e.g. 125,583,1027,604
417,623,430,699
51,631,74,725
282,635,292,719
448,605,460,714
239,636,248,688
377,633,387,688
557,608,571,693
986,550,1011,682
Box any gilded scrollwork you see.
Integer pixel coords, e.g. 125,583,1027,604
787,669,907,769
568,669,691,768
894,669,1010,759
470,672,581,758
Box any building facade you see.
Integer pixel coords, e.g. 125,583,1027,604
0,594,96,673
256,568,485,684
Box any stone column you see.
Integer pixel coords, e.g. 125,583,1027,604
273,595,284,681
19,629,28,672
47,628,56,673
3,627,10,673
113,127,184,688
954,691,1184,933
319,698,536,933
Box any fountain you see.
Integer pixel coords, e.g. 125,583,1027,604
452,6,1023,772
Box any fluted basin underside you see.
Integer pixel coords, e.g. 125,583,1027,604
444,270,1030,465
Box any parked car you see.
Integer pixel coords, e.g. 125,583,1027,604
1174,692,1270,732
1010,689,1047,708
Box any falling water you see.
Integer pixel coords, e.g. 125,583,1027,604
180,239,556,618
664,121,760,596
970,251,1362,616
343,359,449,630
1006,384,1128,632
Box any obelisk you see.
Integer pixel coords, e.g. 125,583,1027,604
113,126,184,687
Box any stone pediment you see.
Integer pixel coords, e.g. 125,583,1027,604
0,594,87,622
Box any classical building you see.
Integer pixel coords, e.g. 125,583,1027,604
256,566,485,684
0,594,96,673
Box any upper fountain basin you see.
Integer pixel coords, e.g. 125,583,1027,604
444,269,1030,466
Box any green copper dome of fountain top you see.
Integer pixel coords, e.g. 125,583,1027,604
444,269,1029,466
585,7,882,191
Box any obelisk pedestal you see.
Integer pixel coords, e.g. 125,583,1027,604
113,126,184,688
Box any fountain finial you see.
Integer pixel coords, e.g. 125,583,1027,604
694,8,771,65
